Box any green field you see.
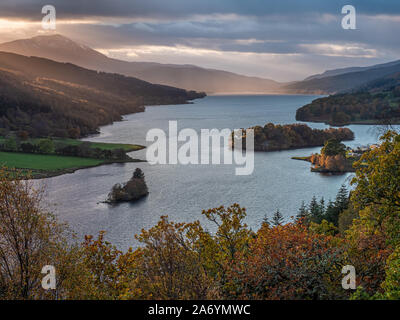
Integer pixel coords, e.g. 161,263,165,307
0,135,145,178
52,138,144,151
0,152,103,171
0,136,144,152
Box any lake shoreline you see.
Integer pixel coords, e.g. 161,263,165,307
296,117,400,127
7,157,147,180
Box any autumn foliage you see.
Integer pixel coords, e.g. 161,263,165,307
1,131,400,300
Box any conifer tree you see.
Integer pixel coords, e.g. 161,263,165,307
319,197,325,215
309,196,324,223
272,209,284,226
296,201,309,223
262,214,270,227
133,168,145,179
322,184,350,226
335,184,349,212
324,200,337,224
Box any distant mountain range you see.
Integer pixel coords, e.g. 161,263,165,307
1,34,400,96
2,34,400,95
303,60,400,81
286,60,400,94
0,51,204,138
0,35,282,94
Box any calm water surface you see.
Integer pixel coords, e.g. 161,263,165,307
39,95,390,249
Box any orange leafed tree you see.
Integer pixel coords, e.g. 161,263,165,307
227,222,349,300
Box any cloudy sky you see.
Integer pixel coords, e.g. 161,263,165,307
0,0,399,81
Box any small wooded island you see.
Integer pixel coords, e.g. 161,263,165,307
106,168,149,204
233,123,354,151
292,139,374,174
308,139,355,173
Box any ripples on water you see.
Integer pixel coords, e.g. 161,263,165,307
39,95,392,250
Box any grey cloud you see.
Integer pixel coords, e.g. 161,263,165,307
1,0,400,20
57,12,399,56
0,0,399,81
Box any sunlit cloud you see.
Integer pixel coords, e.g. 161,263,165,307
99,45,228,58
0,18,39,30
97,45,299,59
0,18,104,42
234,39,284,45
97,45,313,81
0,18,99,28
298,43,379,58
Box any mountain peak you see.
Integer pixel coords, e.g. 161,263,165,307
29,34,80,44
2,34,83,48
31,33,71,40
0,33,107,65
30,34,96,52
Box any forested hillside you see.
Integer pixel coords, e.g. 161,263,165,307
0,52,205,138
296,72,400,126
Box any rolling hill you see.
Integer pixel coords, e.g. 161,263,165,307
0,51,205,138
286,60,400,94
303,60,400,81
0,35,283,94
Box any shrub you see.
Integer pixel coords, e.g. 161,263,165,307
20,142,38,154
4,136,17,152
38,138,55,154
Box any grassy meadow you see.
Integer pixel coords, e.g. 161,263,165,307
0,136,145,178
0,152,103,171
0,136,144,152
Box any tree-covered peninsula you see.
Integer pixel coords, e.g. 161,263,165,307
296,72,400,126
